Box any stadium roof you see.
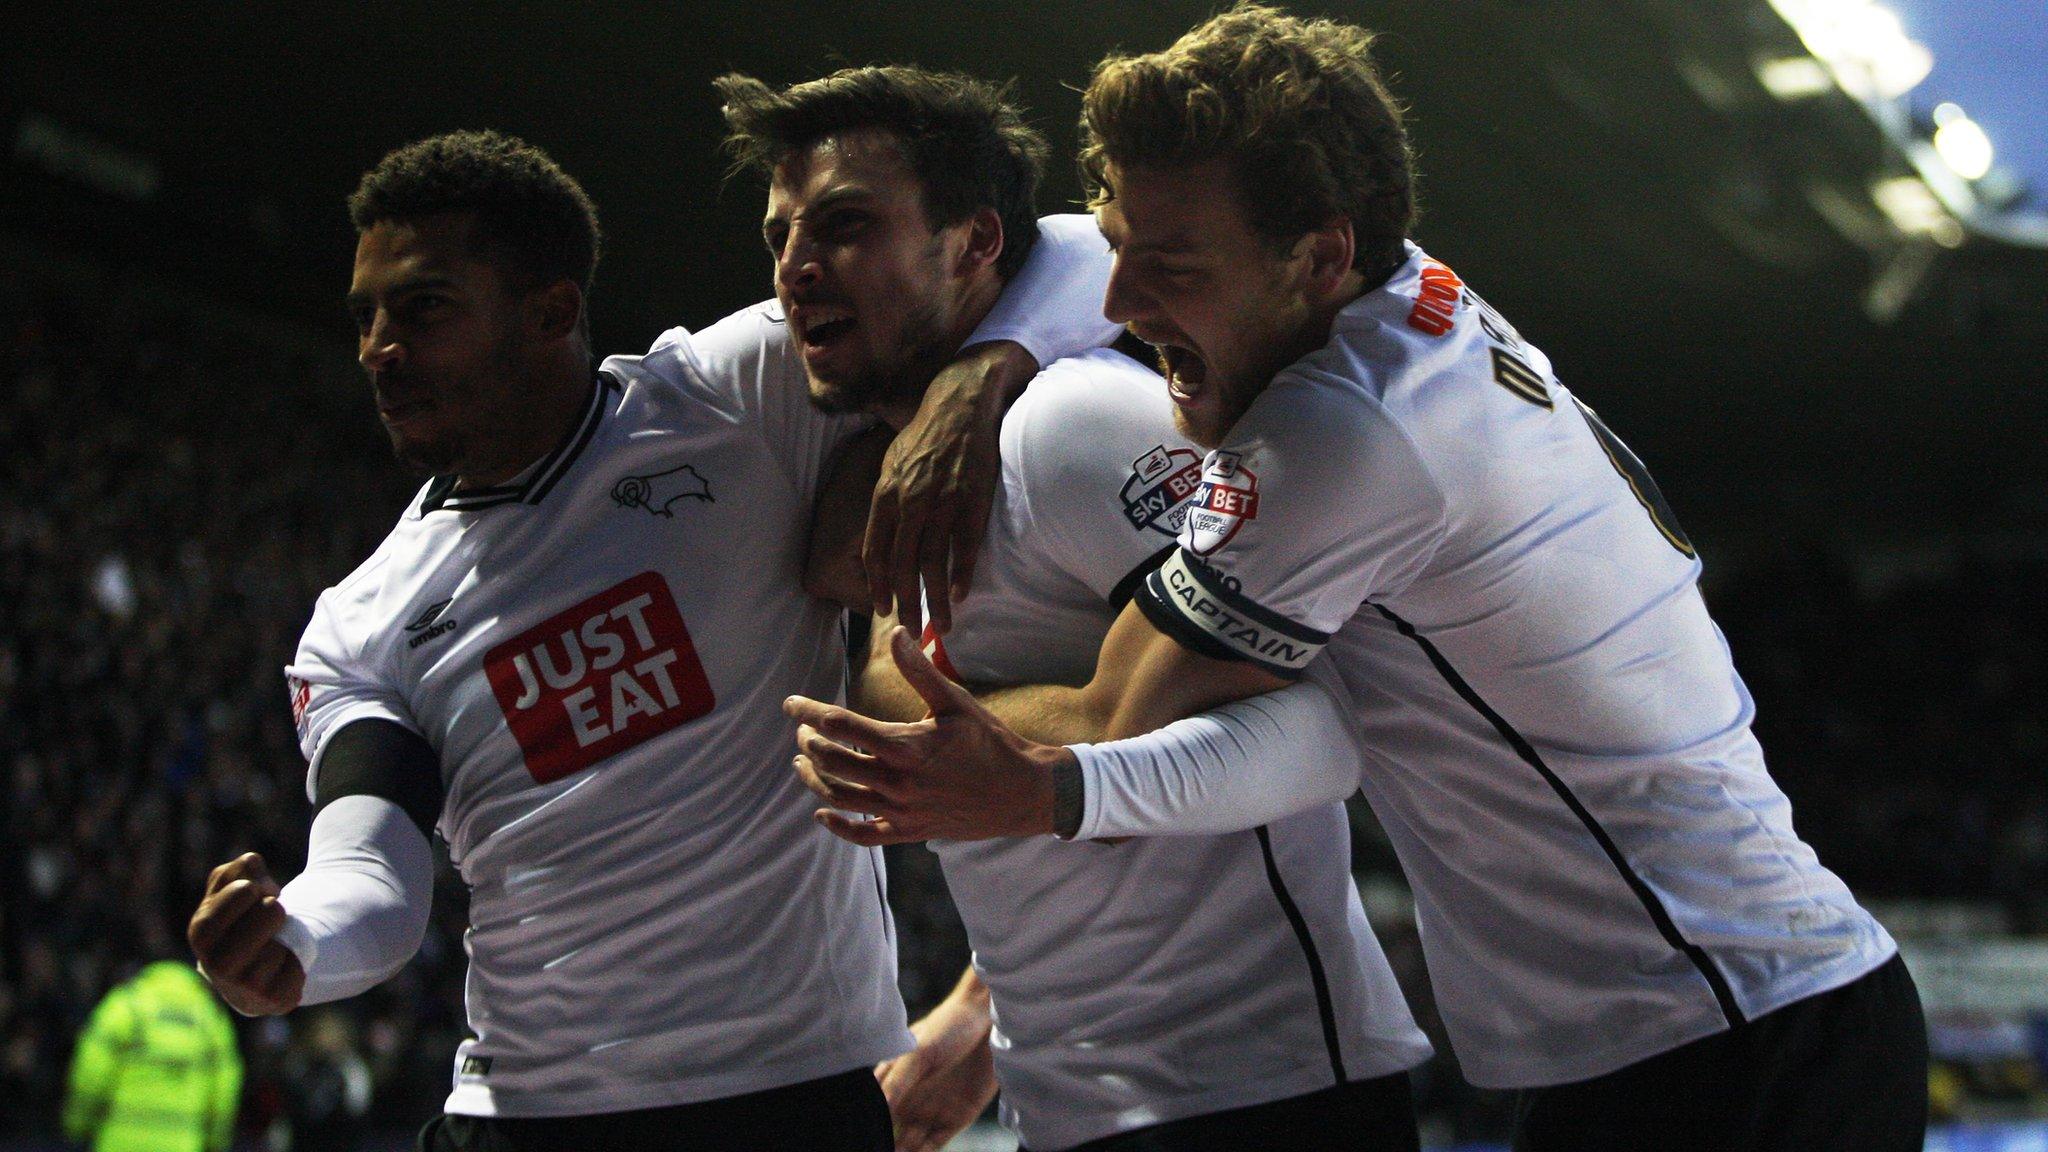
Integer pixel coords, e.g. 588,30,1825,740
7,1,2044,544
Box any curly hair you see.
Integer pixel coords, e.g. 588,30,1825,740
347,130,602,299
715,66,1047,280
1079,3,1416,282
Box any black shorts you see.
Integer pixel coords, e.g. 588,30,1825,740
416,1065,892,1152
1512,953,1928,1152
1047,1070,1419,1152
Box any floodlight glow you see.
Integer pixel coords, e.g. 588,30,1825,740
1769,0,1933,100
1872,176,1964,246
1932,110,1995,181
1757,56,1834,100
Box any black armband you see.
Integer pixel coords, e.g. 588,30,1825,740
1108,545,1175,615
312,719,445,840
1052,755,1086,840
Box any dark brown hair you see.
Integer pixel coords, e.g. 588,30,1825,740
716,66,1047,279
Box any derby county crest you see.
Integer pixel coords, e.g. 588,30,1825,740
611,464,714,517
1184,450,1260,555
1120,444,1205,537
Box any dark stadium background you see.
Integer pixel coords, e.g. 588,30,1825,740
5,3,2044,1149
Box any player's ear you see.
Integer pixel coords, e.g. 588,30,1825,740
1293,216,1355,298
532,279,584,343
954,207,1004,277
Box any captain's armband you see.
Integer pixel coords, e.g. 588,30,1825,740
1135,550,1329,679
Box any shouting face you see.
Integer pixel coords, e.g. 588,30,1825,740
1096,157,1328,447
764,127,988,421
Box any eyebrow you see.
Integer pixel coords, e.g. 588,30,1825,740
1099,212,1201,258
345,273,461,310
1120,235,1203,258
762,185,878,235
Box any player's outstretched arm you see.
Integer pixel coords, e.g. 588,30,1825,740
875,967,997,1152
787,603,1287,844
192,719,439,1013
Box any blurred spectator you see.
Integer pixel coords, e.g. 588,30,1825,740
273,1011,372,1152
62,959,241,1152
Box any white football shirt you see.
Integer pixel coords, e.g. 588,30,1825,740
931,348,1431,1150
288,305,910,1117
1134,244,1896,1088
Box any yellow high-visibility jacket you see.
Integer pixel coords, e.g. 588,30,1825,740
63,962,242,1152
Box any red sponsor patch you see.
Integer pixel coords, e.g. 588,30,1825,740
484,572,714,784
1405,261,1465,337
288,675,311,741
1198,483,1258,519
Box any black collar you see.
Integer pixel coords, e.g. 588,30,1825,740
418,371,616,515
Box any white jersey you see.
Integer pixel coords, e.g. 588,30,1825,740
1134,243,1896,1088
286,304,911,1117
930,348,1431,1150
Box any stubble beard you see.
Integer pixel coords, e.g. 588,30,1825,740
804,292,955,418
384,322,526,479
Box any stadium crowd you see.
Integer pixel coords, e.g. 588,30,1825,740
2,262,2042,1144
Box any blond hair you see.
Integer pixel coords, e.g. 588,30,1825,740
1080,3,1415,280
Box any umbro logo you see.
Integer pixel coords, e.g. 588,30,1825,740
612,464,715,518
405,598,459,649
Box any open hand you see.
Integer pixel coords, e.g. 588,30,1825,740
786,627,1068,845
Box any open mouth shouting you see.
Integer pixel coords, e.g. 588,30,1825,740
791,302,858,362
1155,342,1210,410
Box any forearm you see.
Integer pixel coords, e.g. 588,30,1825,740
976,681,1109,747
1068,674,1363,840
927,965,992,1027
276,795,434,1004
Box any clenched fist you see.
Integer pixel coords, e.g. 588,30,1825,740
187,853,305,1016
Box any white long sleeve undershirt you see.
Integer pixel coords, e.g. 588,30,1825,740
275,794,435,1005
1066,675,1364,841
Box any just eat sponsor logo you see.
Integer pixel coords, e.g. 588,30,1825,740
484,572,714,784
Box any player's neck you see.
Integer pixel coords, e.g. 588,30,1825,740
1263,272,1368,382
877,274,1005,432
455,352,594,490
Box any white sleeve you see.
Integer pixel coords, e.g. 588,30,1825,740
287,572,424,803
602,306,869,501
1066,669,1362,839
965,215,1121,366
275,795,435,1006
1000,351,1195,601
1134,376,1447,678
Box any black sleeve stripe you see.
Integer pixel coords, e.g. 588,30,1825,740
313,719,446,840
1109,544,1177,614
1136,572,1308,681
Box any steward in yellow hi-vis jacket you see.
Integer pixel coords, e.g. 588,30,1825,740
63,961,242,1152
